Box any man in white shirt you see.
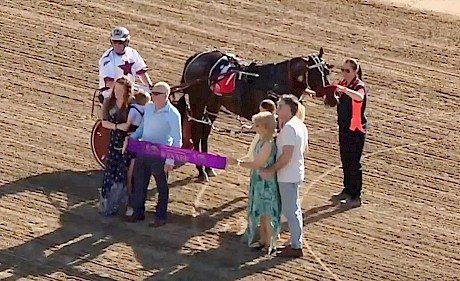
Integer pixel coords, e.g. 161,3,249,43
260,94,308,258
98,26,153,100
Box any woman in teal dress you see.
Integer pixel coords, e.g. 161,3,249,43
228,111,281,254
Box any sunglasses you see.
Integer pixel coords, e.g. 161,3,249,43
111,40,125,45
341,68,352,73
151,91,166,96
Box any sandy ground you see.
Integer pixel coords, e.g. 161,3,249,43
0,0,459,280
376,0,460,16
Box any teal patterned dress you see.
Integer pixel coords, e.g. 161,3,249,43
241,139,281,251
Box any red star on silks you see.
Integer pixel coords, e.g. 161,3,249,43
118,61,134,75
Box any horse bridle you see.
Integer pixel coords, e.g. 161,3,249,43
303,55,328,90
266,55,327,104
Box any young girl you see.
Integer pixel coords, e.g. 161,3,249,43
228,111,281,254
125,90,151,216
241,99,277,132
99,76,133,216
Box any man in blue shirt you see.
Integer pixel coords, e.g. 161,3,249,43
126,81,182,227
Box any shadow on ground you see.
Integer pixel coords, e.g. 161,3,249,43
0,170,288,280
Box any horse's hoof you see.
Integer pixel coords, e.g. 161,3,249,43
205,168,217,177
196,174,209,182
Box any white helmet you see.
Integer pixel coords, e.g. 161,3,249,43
110,26,130,42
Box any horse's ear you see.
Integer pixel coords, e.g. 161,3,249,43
327,63,334,69
319,47,324,58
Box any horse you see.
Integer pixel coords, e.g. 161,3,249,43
173,47,334,182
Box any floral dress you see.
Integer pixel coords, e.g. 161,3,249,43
99,105,132,216
241,139,281,252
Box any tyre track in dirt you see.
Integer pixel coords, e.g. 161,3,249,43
0,0,459,280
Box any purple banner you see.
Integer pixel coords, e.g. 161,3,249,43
126,139,227,169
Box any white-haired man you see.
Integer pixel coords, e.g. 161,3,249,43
126,82,182,227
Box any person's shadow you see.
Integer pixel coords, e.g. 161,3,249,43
0,170,287,280
303,202,356,226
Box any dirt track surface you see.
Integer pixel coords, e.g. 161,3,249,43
0,0,459,280
378,0,460,17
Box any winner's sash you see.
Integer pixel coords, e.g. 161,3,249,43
126,139,227,169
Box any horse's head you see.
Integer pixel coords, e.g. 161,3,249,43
292,47,333,95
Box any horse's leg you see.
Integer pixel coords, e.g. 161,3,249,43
202,98,221,178
188,89,209,182
202,122,217,178
182,115,194,150
192,122,208,182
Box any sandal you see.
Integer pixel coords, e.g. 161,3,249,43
267,247,277,255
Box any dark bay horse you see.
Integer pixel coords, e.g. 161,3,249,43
173,48,333,182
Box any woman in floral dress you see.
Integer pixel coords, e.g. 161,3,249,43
228,111,281,254
99,76,134,216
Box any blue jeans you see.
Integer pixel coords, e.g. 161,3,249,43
130,155,169,220
278,182,303,249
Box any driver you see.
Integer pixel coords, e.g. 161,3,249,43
98,26,153,102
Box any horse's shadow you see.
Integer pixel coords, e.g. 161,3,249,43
0,170,286,280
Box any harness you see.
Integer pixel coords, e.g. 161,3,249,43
128,104,144,117
127,104,144,134
208,55,259,86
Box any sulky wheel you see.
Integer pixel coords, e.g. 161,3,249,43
90,119,110,170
